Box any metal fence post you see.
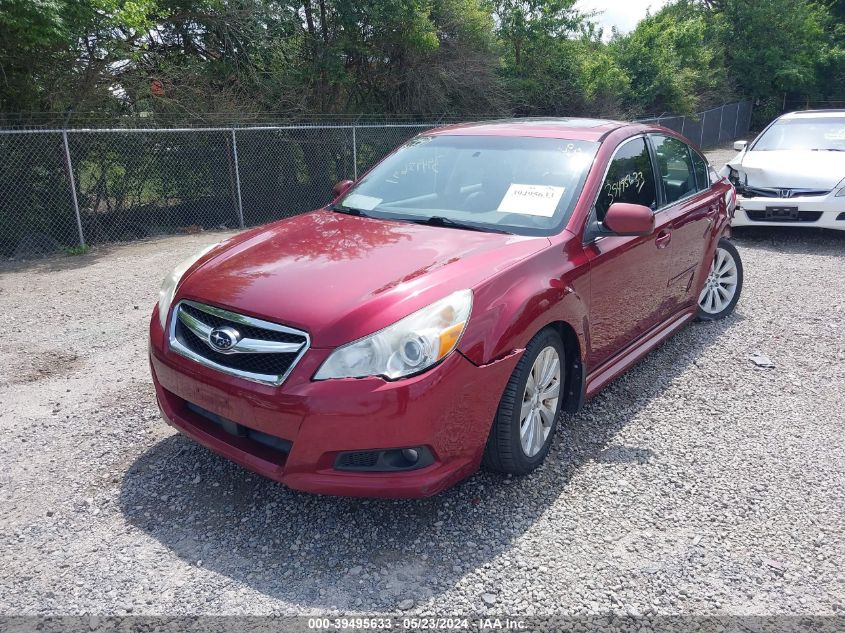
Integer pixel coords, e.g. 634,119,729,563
717,105,725,144
230,129,245,229
61,130,86,248
734,103,740,140
352,125,358,181
700,110,707,148
747,100,754,135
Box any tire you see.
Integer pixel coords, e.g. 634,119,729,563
482,328,565,475
696,237,743,322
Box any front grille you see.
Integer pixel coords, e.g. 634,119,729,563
169,300,309,385
743,186,829,198
179,303,303,344
745,210,822,223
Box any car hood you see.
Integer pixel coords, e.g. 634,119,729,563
177,210,550,347
729,150,845,189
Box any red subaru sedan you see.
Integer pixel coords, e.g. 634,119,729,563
148,118,742,498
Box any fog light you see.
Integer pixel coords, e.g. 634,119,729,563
401,448,419,464
334,446,434,471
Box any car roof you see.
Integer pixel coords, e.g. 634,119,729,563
423,117,634,142
779,109,845,120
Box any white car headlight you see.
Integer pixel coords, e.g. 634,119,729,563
157,243,218,329
314,289,473,381
727,166,746,189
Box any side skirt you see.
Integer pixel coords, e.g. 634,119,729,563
583,308,697,400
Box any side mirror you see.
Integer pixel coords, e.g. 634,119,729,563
332,179,354,199
733,140,748,152
604,202,655,236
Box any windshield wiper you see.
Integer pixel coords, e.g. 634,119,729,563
810,148,845,152
398,215,510,234
327,203,371,217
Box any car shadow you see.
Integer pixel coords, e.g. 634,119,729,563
119,316,737,610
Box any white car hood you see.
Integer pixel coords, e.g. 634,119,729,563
728,150,845,189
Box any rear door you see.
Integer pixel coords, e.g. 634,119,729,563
648,134,720,314
584,136,675,369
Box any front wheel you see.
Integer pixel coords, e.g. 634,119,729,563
482,329,565,475
697,237,743,321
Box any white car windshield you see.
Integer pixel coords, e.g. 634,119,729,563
336,135,599,235
753,117,845,152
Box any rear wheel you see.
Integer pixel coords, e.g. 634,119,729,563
483,329,564,475
697,238,743,321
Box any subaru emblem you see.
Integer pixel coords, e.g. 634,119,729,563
208,326,240,351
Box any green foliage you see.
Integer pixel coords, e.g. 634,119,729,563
0,0,843,119
714,0,829,97
493,0,591,115
610,1,733,115
64,244,92,256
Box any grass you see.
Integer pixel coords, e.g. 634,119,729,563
64,244,92,256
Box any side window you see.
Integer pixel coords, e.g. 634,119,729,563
690,150,710,191
651,135,695,204
594,137,657,223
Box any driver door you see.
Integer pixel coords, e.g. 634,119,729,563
584,136,675,369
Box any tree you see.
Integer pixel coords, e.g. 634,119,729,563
1,0,843,121
610,0,732,115
713,0,828,98
494,0,594,115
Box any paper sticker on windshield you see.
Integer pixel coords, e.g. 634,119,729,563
497,184,565,217
342,193,382,211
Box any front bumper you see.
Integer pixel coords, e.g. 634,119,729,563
732,192,845,230
148,311,520,498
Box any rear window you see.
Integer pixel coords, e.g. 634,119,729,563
651,135,696,205
691,150,710,191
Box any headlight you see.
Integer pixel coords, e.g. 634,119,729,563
314,289,473,380
157,243,218,328
727,167,746,190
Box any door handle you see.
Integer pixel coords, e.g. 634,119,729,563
655,230,672,249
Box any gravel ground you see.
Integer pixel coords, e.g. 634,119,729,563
1,147,844,619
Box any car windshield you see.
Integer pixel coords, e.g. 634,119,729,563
336,135,599,235
753,117,845,151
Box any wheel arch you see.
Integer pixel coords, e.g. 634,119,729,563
543,320,586,413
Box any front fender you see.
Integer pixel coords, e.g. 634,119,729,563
458,236,590,368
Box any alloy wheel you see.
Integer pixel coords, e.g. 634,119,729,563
698,247,739,315
519,346,561,457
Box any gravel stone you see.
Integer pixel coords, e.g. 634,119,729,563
0,147,843,617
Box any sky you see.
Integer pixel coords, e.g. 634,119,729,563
577,0,670,39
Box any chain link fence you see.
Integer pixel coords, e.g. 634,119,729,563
0,123,431,258
1,101,751,259
636,100,753,151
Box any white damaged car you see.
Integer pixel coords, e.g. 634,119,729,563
722,110,845,230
